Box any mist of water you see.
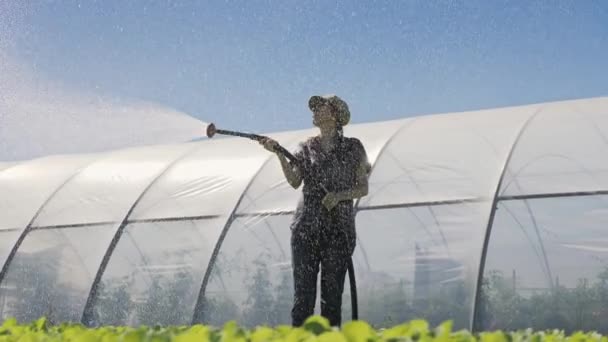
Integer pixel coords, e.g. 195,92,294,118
0,52,208,162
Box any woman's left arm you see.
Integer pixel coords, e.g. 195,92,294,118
322,140,371,210
334,157,370,202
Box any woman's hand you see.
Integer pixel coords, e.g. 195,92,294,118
322,192,340,211
259,137,279,153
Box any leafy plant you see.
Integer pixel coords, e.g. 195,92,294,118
1,315,608,342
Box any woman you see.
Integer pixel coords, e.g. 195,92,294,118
259,94,371,327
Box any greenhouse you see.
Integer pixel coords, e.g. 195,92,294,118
1,96,607,333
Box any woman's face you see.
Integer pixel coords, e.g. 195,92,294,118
312,103,337,128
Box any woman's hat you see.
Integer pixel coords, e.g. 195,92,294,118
308,94,350,126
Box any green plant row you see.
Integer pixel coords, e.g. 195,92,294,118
1,316,607,342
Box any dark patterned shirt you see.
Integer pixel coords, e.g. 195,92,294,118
290,135,370,238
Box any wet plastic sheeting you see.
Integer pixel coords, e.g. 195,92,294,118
344,120,407,169
478,195,608,332
352,202,490,329
0,155,95,231
130,138,268,220
358,108,531,208
91,218,226,326
0,225,115,323
341,120,406,200
202,214,294,327
0,226,22,292
500,98,608,197
0,229,21,283
31,144,190,227
0,155,96,270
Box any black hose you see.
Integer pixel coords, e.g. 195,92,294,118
347,258,358,320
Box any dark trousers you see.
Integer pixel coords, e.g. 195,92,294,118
290,228,351,327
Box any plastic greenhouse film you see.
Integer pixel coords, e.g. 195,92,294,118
500,98,608,198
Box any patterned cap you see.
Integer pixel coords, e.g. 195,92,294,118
308,94,351,126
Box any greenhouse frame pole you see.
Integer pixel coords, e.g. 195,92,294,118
191,153,276,324
81,145,202,326
471,109,542,332
0,166,91,293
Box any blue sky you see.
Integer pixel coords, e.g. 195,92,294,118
3,1,608,150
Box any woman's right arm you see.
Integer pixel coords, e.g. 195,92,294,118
277,153,302,188
260,137,302,189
